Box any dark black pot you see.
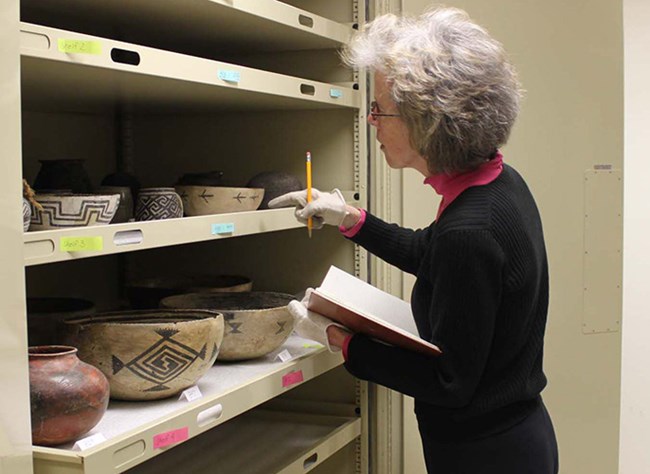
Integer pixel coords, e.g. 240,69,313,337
34,159,93,194
100,172,141,201
246,171,303,209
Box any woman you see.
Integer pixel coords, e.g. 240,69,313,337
269,7,558,474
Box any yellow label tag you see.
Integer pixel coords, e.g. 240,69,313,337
60,237,103,252
58,39,102,55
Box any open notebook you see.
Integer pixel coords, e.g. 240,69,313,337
307,266,441,357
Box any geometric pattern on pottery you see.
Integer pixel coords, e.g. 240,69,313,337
22,198,31,231
232,191,262,204
222,312,240,334
199,189,213,203
227,320,243,334
175,184,265,217
111,328,207,392
136,193,183,221
275,321,287,335
223,313,289,336
177,189,263,206
31,199,118,227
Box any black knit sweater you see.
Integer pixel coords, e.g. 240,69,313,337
345,164,549,441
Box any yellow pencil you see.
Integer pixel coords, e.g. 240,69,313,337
306,151,313,238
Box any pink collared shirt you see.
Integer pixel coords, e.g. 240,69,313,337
426,152,503,220
340,152,503,237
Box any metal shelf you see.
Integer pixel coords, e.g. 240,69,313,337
20,22,360,114
24,189,362,266
13,1,370,473
21,0,353,56
128,410,361,474
32,336,343,474
24,208,301,266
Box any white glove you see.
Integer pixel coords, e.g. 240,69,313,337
268,188,348,229
287,289,346,352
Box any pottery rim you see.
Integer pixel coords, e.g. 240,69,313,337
63,309,223,327
160,291,294,311
28,345,77,356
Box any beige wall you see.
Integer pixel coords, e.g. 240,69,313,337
620,1,650,472
400,1,624,473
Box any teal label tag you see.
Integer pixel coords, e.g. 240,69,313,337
212,223,235,235
329,88,343,99
218,70,241,83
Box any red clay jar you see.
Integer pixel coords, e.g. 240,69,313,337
29,345,109,446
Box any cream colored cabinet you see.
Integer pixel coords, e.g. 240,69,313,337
2,1,372,473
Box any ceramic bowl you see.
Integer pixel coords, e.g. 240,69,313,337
160,292,294,361
30,193,120,230
29,345,109,446
22,197,31,231
62,310,224,401
175,185,264,216
97,185,133,223
126,275,253,309
135,187,183,221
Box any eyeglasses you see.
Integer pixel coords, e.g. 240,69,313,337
370,101,400,119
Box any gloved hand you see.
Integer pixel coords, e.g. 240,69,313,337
288,289,347,352
268,188,348,229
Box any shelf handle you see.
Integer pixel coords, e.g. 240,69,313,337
196,403,223,428
298,15,314,28
114,230,144,246
112,440,146,470
300,84,316,96
303,452,318,470
111,48,141,66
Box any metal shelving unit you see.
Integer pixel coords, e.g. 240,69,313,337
21,0,354,57
32,337,346,473
20,22,359,114
128,410,361,474
24,208,301,266
25,190,361,266
8,0,370,473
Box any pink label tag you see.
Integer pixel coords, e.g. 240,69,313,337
153,427,189,449
282,370,304,387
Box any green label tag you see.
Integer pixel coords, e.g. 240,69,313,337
60,236,103,252
58,39,102,55
303,343,324,349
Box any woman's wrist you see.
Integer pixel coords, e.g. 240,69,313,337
340,206,362,230
327,325,351,349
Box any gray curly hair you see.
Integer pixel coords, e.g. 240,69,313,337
342,7,522,174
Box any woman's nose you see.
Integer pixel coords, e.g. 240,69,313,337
368,113,378,127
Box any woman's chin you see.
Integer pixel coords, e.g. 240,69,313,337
383,157,402,170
